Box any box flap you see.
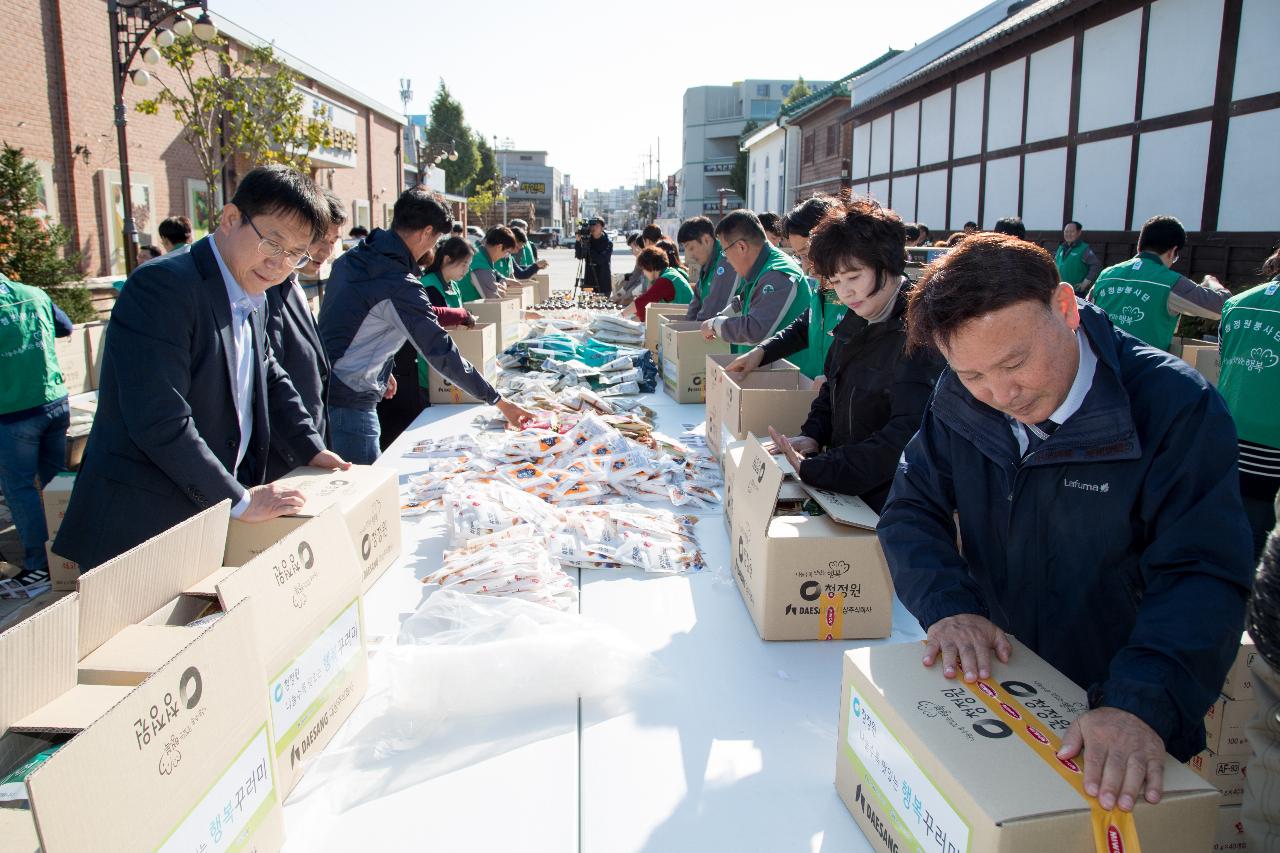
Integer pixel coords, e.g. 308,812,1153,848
78,625,206,686
0,594,78,733
12,684,134,733
182,565,239,598
799,485,879,530
255,464,391,519
730,434,785,533
846,640,1217,827
76,502,230,661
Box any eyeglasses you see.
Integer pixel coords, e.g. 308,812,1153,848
244,214,315,269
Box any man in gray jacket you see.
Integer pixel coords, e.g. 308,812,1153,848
700,210,806,350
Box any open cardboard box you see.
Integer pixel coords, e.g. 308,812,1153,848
52,326,91,396
224,465,401,593
529,274,551,303
1188,749,1247,805
428,322,498,405
837,639,1219,852
726,435,892,640
704,354,817,457
0,593,284,853
644,302,687,355
1221,632,1258,701
465,297,521,352
70,502,368,799
661,321,730,404
41,474,75,539
1205,693,1256,757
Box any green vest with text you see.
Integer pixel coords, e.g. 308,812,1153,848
1091,252,1182,350
517,243,536,268
1218,278,1280,448
792,281,848,380
0,275,67,415
661,268,694,305
461,246,496,303
1055,241,1091,287
735,243,807,354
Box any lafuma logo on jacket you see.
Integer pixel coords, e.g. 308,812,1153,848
1062,478,1110,493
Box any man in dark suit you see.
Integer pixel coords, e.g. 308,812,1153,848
54,166,350,570
263,190,345,480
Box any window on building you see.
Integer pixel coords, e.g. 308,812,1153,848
803,135,815,165
826,125,837,158
781,84,792,97
778,175,784,210
756,84,770,97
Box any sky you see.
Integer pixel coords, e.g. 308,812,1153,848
210,0,992,192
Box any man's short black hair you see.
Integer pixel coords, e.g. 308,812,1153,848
918,223,931,237
625,232,640,246
1065,220,1083,231
640,224,663,244
510,226,528,244
509,218,529,230
392,186,453,234
157,215,192,245
964,221,978,230
758,212,782,237
484,225,516,250
676,216,715,244
451,222,464,234
714,210,766,247
992,216,1027,240
1137,215,1187,255
321,189,348,229
229,165,329,241
782,196,835,239
349,226,369,238
904,223,921,243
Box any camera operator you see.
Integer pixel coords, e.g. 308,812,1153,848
574,217,614,295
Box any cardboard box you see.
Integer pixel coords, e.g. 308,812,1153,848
428,323,498,405
1178,339,1220,385
1205,694,1257,757
1222,634,1258,701
1189,749,1248,805
45,544,79,593
704,354,817,457
727,435,892,640
530,274,551,303
83,321,107,390
1214,805,1249,851
837,639,1219,853
465,297,521,351
644,302,687,354
512,282,534,311
0,593,285,853
215,510,368,797
41,474,75,538
52,326,91,396
661,321,730,404
224,465,401,593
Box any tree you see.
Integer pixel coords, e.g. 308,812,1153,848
783,77,812,107
467,178,500,221
135,35,330,228
470,133,496,197
727,119,758,202
0,144,95,321
428,82,478,194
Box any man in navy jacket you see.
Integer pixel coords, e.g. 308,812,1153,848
879,233,1253,814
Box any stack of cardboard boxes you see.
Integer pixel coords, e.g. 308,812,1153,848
1,464,402,851
1191,634,1259,851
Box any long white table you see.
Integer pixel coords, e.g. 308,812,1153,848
281,391,925,852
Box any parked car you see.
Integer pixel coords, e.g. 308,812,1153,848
530,228,561,249
466,225,485,241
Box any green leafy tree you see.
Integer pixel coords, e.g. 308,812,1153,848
136,35,330,228
783,77,812,107
470,133,496,197
428,81,479,194
0,144,95,321
727,119,759,202
467,178,499,220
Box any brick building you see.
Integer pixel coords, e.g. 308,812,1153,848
3,2,405,277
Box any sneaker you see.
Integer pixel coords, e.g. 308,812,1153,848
0,568,50,600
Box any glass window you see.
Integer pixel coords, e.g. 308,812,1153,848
756,84,770,97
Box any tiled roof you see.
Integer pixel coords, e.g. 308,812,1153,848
781,49,904,119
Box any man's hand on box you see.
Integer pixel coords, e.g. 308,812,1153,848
727,348,764,375
309,449,352,471
922,613,1011,682
766,427,817,470
700,319,718,341
240,482,306,523
1057,707,1164,812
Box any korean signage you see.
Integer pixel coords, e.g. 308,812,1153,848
518,182,547,195
704,162,732,174
299,86,359,169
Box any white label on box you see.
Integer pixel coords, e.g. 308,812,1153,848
269,599,362,745
158,727,275,853
662,358,678,386
847,687,971,852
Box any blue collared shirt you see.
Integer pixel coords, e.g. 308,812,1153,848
209,236,265,515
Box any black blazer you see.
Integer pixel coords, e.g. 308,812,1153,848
54,237,325,569
264,276,330,480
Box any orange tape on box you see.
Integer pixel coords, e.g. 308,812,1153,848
963,678,1143,853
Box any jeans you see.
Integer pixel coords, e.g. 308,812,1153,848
0,400,70,572
329,405,381,465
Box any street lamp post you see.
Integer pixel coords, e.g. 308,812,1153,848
414,140,458,188
107,0,217,274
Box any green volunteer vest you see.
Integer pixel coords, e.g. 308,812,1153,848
495,255,514,278
461,247,497,303
1091,252,1182,350
1218,278,1280,447
517,243,536,268
660,268,694,305
1055,241,1091,287
420,271,464,308
0,276,67,415
791,281,849,380
697,241,724,304
734,243,808,354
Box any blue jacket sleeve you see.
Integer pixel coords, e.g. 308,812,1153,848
1093,384,1253,758
877,407,991,630
388,279,500,405
51,304,74,337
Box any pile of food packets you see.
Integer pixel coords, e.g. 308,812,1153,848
500,332,658,394
421,478,707,609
